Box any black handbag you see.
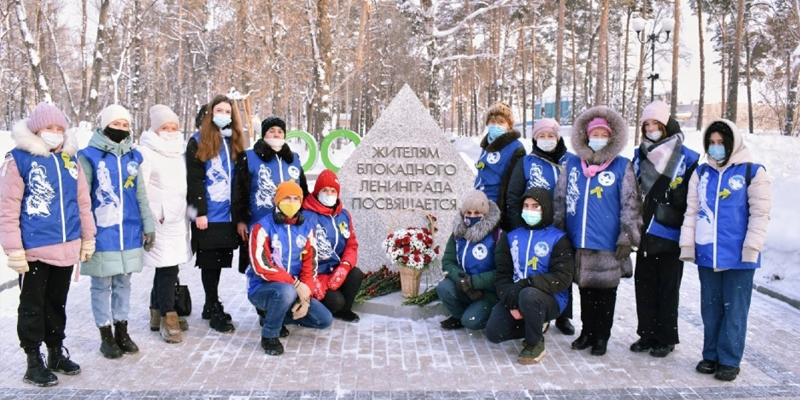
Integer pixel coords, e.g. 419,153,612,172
654,202,685,228
174,279,192,316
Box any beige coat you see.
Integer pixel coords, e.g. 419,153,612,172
679,119,771,264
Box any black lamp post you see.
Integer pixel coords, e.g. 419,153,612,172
632,16,675,102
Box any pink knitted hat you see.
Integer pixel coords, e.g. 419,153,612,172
27,102,68,133
640,100,670,126
532,118,561,139
586,117,612,135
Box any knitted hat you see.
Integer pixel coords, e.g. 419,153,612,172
532,118,560,139
640,100,670,126
261,116,286,137
586,117,611,135
149,104,179,132
485,101,514,128
460,190,490,215
274,181,303,204
99,104,132,129
313,169,340,197
27,102,68,133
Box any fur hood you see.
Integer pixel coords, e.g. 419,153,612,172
11,119,78,157
480,129,522,153
253,139,295,163
571,106,627,164
452,200,501,242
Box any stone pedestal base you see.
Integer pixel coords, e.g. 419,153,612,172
351,284,447,320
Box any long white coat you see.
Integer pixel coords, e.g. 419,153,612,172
138,130,192,267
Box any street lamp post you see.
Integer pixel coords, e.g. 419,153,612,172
631,16,675,102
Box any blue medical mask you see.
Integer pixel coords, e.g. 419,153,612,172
588,138,608,152
213,114,232,129
487,125,505,143
464,216,483,227
521,210,542,227
708,145,726,161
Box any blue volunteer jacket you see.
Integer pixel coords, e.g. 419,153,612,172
564,156,629,251
246,212,315,297
455,231,498,291
10,149,82,250
474,140,524,202
246,148,303,226
507,225,569,312
522,152,575,196
190,133,234,223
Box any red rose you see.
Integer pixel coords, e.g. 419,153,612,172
434,247,440,254
414,255,421,262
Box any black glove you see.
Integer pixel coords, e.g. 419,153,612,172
503,281,526,309
465,289,483,301
615,245,633,260
456,273,473,293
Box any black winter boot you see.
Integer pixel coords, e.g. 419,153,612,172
47,346,81,375
261,337,284,356
98,326,123,359
203,301,232,321
23,349,58,387
114,321,139,354
209,303,235,333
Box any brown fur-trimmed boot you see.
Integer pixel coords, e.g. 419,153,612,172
160,312,183,343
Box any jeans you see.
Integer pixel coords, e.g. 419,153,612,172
436,279,495,330
485,287,560,344
698,266,755,368
248,281,333,339
17,261,73,350
90,274,132,327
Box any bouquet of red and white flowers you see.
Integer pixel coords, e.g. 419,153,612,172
382,226,440,270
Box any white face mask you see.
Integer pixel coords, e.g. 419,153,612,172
318,193,337,207
645,130,662,141
220,128,232,137
159,131,182,141
265,138,285,151
40,131,64,149
537,139,557,152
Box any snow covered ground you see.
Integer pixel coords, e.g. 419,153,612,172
1,126,797,304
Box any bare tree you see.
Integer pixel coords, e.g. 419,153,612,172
14,0,52,104
671,0,681,116
594,0,611,105
555,0,565,121
725,0,746,121
696,0,706,131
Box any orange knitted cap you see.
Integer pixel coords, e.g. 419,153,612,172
274,181,303,204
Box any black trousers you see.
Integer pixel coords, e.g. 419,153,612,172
17,261,73,350
485,287,561,345
579,286,618,340
556,284,573,320
321,267,364,314
150,266,180,316
634,251,683,345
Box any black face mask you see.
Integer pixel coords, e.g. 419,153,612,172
104,126,130,143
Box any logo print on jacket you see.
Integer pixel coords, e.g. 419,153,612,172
338,221,351,239
315,224,334,260
94,160,121,227
598,171,615,187
25,161,55,218
288,165,301,180
472,244,488,260
295,234,307,248
255,164,277,209
695,171,714,245
510,237,521,276
534,241,550,258
206,156,230,202
566,167,580,216
486,152,501,164
729,175,745,191
526,163,550,190
271,234,284,269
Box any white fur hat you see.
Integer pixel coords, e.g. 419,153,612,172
149,104,179,132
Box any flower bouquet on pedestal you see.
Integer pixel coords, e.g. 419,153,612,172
383,210,440,298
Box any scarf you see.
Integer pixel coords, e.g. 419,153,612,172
581,158,613,178
638,134,683,196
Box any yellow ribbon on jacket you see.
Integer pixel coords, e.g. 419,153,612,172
590,186,603,199
526,257,539,270
61,152,75,170
124,175,136,188
670,177,683,190
719,188,731,199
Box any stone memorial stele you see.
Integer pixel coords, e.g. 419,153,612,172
338,84,476,279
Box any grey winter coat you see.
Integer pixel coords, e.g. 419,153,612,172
553,106,643,289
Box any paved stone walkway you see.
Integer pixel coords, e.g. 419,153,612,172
1,255,799,399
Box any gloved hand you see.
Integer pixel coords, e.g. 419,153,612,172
328,265,349,290
144,232,156,252
313,279,327,301
465,288,483,301
7,250,29,274
456,272,473,293
80,240,96,262
503,281,526,309
291,299,310,320
294,280,312,303
615,245,632,260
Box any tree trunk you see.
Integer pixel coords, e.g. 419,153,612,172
86,0,111,117
725,0,745,121
785,51,798,136
570,8,578,123
696,0,705,131
306,0,333,139
80,0,88,116
43,13,77,119
131,0,143,135
421,0,441,120
634,0,648,147
621,8,632,119
671,0,681,116
555,0,566,121
720,15,726,116
593,0,611,106
14,0,52,104
744,12,753,134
